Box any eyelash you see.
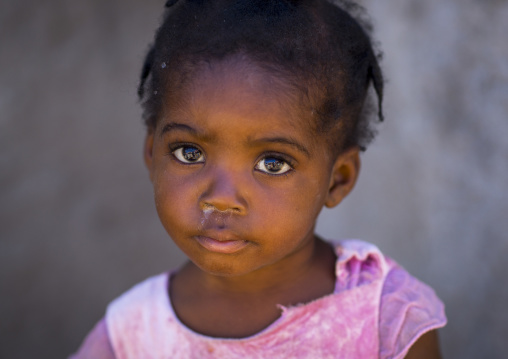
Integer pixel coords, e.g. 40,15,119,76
255,152,295,177
168,143,205,164
168,144,296,176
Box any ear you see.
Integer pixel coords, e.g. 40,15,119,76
143,131,155,182
324,147,361,208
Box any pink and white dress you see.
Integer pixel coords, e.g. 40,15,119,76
71,240,447,359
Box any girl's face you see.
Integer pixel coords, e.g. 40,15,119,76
144,58,359,277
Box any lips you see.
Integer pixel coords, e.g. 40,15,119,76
195,235,249,254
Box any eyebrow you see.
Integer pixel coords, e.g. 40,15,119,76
159,122,197,138
255,137,311,158
159,122,310,157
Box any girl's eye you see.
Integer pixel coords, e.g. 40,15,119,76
172,145,205,164
255,157,292,175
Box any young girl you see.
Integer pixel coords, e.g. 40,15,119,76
72,0,446,357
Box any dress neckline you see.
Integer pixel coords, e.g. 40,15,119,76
159,240,359,341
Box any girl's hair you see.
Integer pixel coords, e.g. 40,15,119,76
138,0,384,152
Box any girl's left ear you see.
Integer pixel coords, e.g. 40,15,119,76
143,132,155,182
324,147,361,208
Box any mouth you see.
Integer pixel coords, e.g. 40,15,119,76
195,235,249,254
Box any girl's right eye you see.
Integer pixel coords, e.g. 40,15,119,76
172,145,205,164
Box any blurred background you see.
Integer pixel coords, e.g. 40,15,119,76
1,0,507,358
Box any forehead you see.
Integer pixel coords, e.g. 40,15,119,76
160,56,316,134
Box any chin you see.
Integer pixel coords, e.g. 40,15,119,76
194,259,257,277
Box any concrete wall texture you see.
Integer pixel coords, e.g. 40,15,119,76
1,0,507,358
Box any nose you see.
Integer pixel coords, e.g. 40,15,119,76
199,166,248,214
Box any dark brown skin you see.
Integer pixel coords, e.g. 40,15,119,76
144,57,359,338
143,56,442,355
144,57,359,337
405,330,442,359
170,237,337,338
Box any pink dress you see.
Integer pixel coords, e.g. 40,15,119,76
71,240,446,358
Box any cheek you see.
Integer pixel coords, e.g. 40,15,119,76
255,177,327,232
285,176,328,213
151,170,199,230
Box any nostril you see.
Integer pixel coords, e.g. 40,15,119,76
202,202,241,214
202,203,215,213
199,202,242,230
199,170,248,213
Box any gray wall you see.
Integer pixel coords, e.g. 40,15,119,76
1,0,507,358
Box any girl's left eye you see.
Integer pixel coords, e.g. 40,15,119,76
255,156,293,175
172,145,205,164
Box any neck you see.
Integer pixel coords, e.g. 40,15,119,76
169,237,337,338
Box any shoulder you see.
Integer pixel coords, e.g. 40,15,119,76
331,240,447,359
378,262,446,358
332,239,391,290
105,272,176,357
69,319,115,359
106,272,169,320
70,273,172,359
